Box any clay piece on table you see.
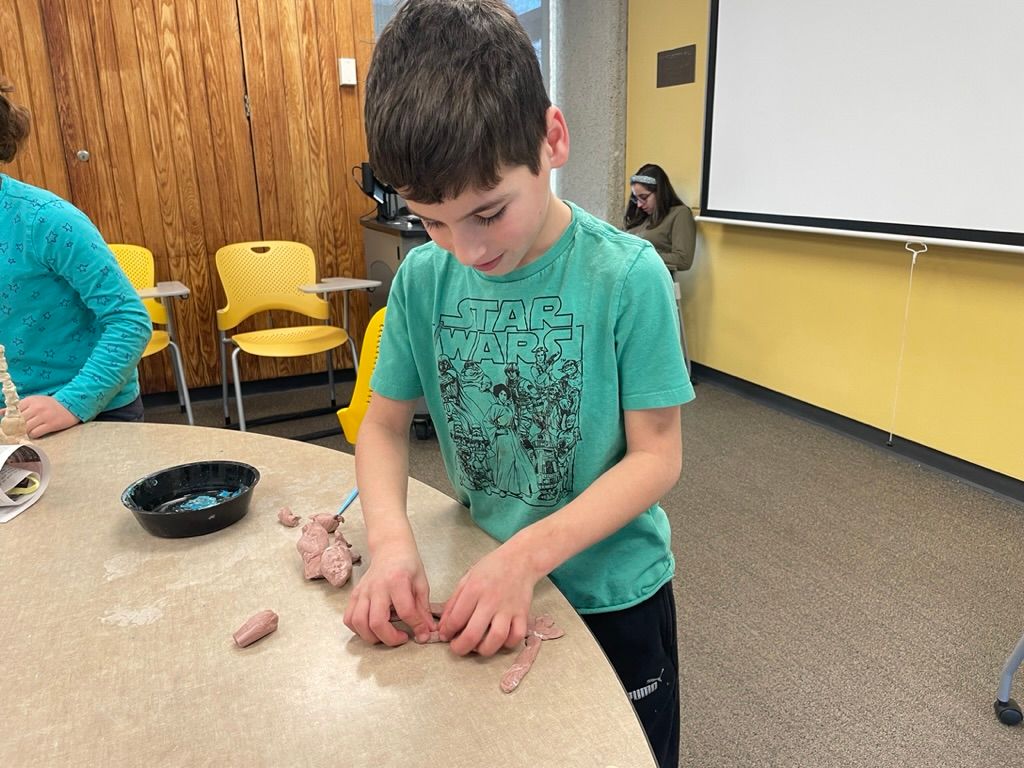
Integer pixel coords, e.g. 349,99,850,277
311,513,339,533
303,554,324,580
529,614,565,641
297,521,330,580
0,344,29,445
320,544,353,587
333,531,361,563
499,615,565,693
233,609,279,647
500,635,542,693
277,507,301,527
296,521,329,557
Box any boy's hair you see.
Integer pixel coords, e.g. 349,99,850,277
0,80,31,164
365,0,551,203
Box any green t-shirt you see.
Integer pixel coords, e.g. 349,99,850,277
372,202,694,613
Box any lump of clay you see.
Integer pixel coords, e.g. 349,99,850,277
297,521,330,580
310,513,339,533
320,544,353,587
278,507,301,527
296,521,329,557
333,530,361,563
233,609,279,647
303,554,324,580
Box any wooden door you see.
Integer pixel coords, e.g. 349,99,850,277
37,0,263,391
238,0,376,378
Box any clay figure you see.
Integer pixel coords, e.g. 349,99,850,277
320,544,353,587
278,507,301,527
0,344,29,445
233,609,279,647
311,513,339,533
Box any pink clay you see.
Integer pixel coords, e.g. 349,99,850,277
320,545,353,587
277,507,301,527
233,610,279,647
311,513,339,533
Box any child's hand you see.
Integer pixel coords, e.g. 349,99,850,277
343,539,435,647
19,396,80,438
439,544,541,657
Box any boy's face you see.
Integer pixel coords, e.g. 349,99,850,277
404,108,570,277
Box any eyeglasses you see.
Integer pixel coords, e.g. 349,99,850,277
631,191,653,205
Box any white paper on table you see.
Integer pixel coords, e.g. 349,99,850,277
0,443,51,523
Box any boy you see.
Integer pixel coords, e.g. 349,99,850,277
342,1,694,764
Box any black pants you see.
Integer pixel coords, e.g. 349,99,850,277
94,394,145,423
582,581,680,768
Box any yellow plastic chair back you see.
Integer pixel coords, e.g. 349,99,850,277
109,243,166,324
337,307,386,444
215,241,329,331
108,242,194,425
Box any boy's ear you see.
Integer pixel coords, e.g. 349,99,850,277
543,106,570,170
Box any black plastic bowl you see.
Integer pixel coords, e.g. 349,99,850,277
121,460,260,538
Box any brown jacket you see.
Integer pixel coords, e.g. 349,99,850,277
626,204,695,270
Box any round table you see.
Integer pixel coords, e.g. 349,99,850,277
1,422,655,766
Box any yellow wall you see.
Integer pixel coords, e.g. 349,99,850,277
626,0,1024,481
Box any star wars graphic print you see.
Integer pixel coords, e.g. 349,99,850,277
435,296,582,507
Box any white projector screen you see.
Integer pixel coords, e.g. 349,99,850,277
700,0,1024,248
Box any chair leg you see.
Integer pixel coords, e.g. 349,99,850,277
167,340,194,426
347,336,360,372
220,336,231,425
326,348,337,409
230,347,247,431
670,270,692,378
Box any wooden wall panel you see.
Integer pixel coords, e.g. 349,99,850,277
37,0,264,391
9,0,375,396
0,0,69,197
239,0,376,380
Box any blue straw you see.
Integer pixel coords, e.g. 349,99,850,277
336,487,359,518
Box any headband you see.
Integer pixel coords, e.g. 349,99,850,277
631,174,657,185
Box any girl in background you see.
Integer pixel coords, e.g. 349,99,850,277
624,163,696,271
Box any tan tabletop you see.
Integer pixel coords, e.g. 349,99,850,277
1,422,655,767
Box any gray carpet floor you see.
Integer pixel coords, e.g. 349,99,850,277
145,379,1024,766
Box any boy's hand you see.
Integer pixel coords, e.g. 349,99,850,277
439,544,541,657
19,396,80,438
343,539,436,647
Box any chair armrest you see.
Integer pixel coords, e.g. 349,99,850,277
299,277,382,294
139,281,191,300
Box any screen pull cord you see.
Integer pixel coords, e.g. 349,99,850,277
887,242,927,446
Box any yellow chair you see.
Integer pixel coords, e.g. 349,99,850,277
337,307,386,444
215,240,356,431
109,243,194,425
